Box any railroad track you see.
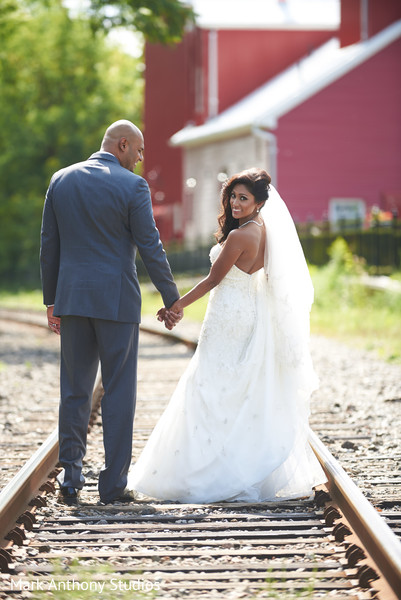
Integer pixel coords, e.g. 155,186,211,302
0,310,401,599
0,315,60,492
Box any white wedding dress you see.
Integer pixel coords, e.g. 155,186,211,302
128,226,326,502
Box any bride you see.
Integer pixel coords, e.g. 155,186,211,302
128,168,326,503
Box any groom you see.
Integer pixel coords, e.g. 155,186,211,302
40,120,182,505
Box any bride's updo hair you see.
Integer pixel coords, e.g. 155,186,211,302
215,168,271,243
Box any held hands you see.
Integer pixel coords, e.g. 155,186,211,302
157,301,183,331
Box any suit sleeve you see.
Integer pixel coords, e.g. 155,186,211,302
129,178,179,308
40,178,60,306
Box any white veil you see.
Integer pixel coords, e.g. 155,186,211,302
260,185,317,387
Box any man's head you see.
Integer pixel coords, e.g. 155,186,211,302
101,120,144,171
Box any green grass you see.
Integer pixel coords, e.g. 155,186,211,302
22,559,158,599
252,570,319,598
0,284,209,328
309,238,401,362
0,288,44,311
310,298,401,362
22,559,321,600
21,559,322,599
141,283,209,323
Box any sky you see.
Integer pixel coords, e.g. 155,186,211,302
63,0,340,57
62,0,142,57
186,0,340,29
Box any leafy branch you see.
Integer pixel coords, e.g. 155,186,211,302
87,0,196,44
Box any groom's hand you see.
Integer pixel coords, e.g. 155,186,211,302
46,305,61,335
156,307,170,328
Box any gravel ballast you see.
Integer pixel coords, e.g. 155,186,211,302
0,315,400,498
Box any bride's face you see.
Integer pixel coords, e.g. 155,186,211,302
230,184,258,220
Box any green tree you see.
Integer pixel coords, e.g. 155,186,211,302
87,0,196,45
0,0,143,286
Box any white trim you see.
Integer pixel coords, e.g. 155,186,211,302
361,0,369,42
198,23,339,32
252,127,277,184
208,30,219,118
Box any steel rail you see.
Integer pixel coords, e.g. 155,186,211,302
1,312,401,596
0,428,58,539
139,322,198,350
0,312,184,553
146,321,401,596
309,428,401,597
0,370,102,554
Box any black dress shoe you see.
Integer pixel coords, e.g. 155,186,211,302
58,486,80,505
114,493,136,504
99,488,137,505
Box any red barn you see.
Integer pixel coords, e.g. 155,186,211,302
143,0,401,244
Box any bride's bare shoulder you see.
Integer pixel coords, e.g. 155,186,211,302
227,225,262,248
227,227,252,241
225,227,251,249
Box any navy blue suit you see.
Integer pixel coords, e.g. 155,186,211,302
40,151,179,502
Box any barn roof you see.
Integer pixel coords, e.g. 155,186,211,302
186,0,339,31
170,19,401,148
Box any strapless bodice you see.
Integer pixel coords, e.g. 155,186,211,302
209,244,263,282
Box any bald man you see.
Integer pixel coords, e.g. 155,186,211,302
40,120,181,505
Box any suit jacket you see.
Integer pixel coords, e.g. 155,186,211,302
40,151,179,322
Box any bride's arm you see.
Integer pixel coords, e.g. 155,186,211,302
168,231,245,313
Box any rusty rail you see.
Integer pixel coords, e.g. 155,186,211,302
1,311,401,597
0,370,102,567
309,429,401,598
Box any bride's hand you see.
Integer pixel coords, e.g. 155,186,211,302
169,299,183,317
168,301,184,325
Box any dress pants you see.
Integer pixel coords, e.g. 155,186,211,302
58,316,139,503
